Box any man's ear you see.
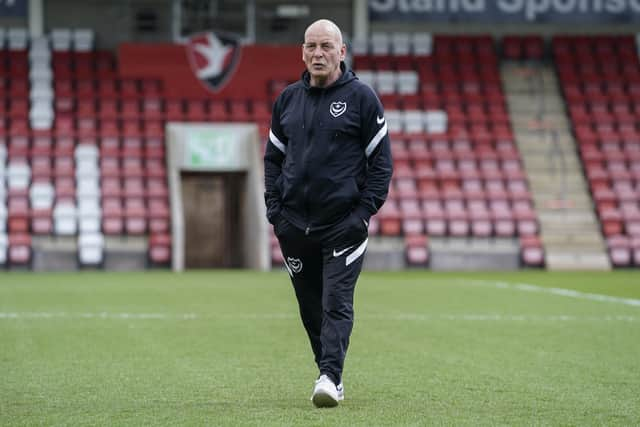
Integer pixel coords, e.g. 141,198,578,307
340,43,346,61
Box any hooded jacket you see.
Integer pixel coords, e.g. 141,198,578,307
264,62,393,234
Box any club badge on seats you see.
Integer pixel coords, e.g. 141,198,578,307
330,101,347,118
186,31,242,92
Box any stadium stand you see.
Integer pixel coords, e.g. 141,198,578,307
351,34,541,269
555,34,640,267
2,21,638,270
0,27,548,270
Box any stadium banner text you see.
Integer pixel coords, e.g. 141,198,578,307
369,0,640,23
0,0,27,17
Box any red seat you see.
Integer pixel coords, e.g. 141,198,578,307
31,209,53,235
209,100,229,121
405,234,429,266
378,200,402,236
124,197,147,235
184,99,208,121
148,199,170,233
149,233,171,265
8,233,31,266
164,99,185,121
520,235,544,267
607,235,631,267
229,100,251,122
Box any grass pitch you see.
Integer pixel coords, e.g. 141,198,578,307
1,270,639,426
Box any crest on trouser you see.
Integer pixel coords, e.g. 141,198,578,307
287,257,303,274
186,31,242,92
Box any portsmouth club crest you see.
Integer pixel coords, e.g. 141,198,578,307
186,32,242,92
330,101,347,117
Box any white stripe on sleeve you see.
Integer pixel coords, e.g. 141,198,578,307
269,129,286,154
346,238,368,266
365,122,388,157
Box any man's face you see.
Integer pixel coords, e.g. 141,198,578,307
302,24,345,87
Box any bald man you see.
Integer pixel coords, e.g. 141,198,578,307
264,19,392,407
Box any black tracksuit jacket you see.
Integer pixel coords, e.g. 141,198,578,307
264,62,393,234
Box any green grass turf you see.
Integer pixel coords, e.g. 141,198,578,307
1,270,639,426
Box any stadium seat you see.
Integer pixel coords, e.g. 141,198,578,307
51,28,72,51
73,29,94,51
53,201,77,235
405,234,429,266
8,232,31,266
7,28,28,50
148,233,171,265
520,235,544,267
607,235,631,267
78,232,104,266
0,232,7,265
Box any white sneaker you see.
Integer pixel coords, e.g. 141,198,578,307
311,374,344,408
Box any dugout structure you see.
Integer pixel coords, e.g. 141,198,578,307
166,123,269,271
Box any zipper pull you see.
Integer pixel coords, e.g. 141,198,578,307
305,226,310,235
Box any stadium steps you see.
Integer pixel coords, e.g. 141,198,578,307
501,61,610,270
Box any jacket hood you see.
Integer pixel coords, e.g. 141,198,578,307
301,61,356,90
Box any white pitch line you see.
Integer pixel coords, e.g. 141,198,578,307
0,312,637,322
461,279,640,308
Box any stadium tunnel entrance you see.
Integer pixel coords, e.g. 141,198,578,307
167,123,270,271
181,172,244,268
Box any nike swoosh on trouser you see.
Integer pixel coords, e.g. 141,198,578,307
333,246,353,257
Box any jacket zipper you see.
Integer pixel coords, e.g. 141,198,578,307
302,88,325,235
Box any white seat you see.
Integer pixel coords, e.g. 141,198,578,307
77,178,100,198
30,182,55,210
371,32,390,56
375,71,396,95
29,103,54,130
412,32,433,56
350,37,369,56
356,70,375,89
0,144,6,173
385,110,403,134
0,204,6,233
53,202,77,235
29,38,51,61
29,66,53,81
78,232,104,265
51,28,72,51
7,163,31,189
425,110,448,134
79,213,101,234
0,232,7,264
73,29,94,51
391,32,411,56
397,71,419,95
76,162,100,180
75,144,99,162
77,196,102,233
7,28,28,50
30,83,54,102
78,195,100,210
403,110,425,134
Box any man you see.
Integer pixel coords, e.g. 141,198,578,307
264,19,392,408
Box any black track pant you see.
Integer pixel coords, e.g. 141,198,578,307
274,213,368,385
